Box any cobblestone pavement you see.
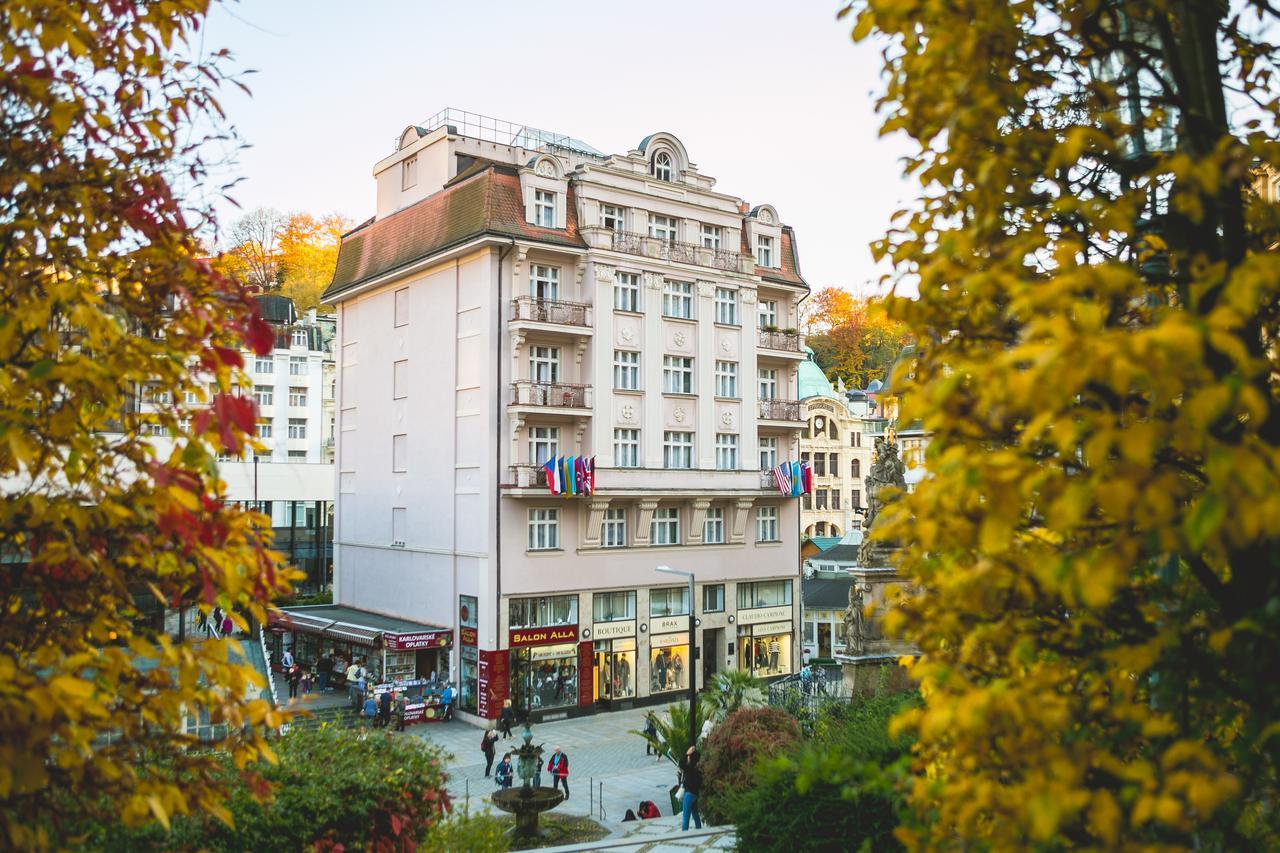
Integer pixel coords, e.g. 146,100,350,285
544,822,737,852
405,707,692,831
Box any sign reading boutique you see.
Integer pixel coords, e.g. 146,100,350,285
509,625,578,647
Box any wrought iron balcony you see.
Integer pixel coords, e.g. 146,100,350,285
509,381,591,409
510,464,550,488
509,296,590,327
609,230,742,272
760,470,779,489
757,398,802,421
758,329,802,352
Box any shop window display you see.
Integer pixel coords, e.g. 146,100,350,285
739,631,793,677
594,638,636,701
512,643,578,712
510,595,578,629
649,634,689,693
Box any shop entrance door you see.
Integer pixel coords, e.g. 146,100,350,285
702,628,720,686
817,623,832,658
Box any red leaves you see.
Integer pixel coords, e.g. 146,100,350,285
210,392,256,453
243,312,275,357
211,346,244,369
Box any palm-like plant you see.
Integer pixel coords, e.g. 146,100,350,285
632,701,709,767
700,670,766,724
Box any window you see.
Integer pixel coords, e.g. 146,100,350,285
758,299,778,329
613,350,640,391
851,431,862,448
393,359,408,399
663,432,693,469
594,589,635,620
663,356,693,394
814,453,826,476
289,356,307,376
289,386,307,407
832,489,842,510
715,434,738,470
714,287,738,325
530,346,560,383
702,584,725,612
759,436,778,470
650,214,677,244
534,190,556,227
756,506,779,542
531,265,559,300
527,508,560,550
392,433,407,472
756,235,774,267
291,329,308,348
649,584,689,616
703,507,725,545
815,488,828,509
737,580,792,609
401,156,418,190
852,489,861,508
614,271,640,312
184,388,201,404
254,385,274,407
394,287,409,327
601,204,625,232
255,357,274,374
256,419,273,439
662,280,692,318
529,426,559,466
287,418,307,439
614,428,640,468
601,509,628,549
700,224,721,249
288,450,306,460
830,453,840,473
652,151,673,182
803,492,812,510
509,594,577,628
758,368,778,400
714,360,738,397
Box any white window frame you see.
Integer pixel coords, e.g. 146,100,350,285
649,214,677,244
288,386,307,407
756,235,774,267
714,287,738,325
714,360,738,398
651,506,679,545
255,357,274,374
703,507,725,544
652,151,673,182
528,508,560,551
662,280,693,319
759,436,778,470
291,329,308,347
530,346,560,383
534,190,556,227
256,419,273,439
531,265,559,300
289,356,307,376
663,431,693,469
700,224,721,249
253,385,274,407
663,356,694,394
758,299,778,329
287,418,307,440
614,271,640,312
601,204,625,232
756,506,779,542
602,507,627,548
613,350,640,391
529,426,560,466
758,368,778,400
614,428,640,468
715,433,738,470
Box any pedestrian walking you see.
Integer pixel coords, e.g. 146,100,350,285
678,746,703,831
220,612,233,637
440,683,454,721
287,663,301,699
499,700,515,738
281,647,294,670
495,753,514,789
643,713,659,756
197,609,209,637
481,728,498,776
301,669,313,695
345,660,361,710
317,653,332,692
362,691,378,726
547,746,570,800
211,606,223,637
377,690,392,728
394,693,407,732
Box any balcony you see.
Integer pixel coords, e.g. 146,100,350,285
509,381,592,412
510,464,551,489
596,229,747,273
757,329,803,354
509,296,592,329
757,398,802,423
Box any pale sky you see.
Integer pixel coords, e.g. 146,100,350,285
203,0,916,295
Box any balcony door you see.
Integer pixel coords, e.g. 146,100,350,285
530,346,561,384
531,265,560,301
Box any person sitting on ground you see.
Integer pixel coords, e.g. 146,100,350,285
638,800,661,819
622,809,637,822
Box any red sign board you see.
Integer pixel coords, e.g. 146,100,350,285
577,641,593,708
478,649,509,719
508,625,578,648
460,626,478,647
385,631,451,650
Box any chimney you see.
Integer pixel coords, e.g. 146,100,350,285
739,201,750,215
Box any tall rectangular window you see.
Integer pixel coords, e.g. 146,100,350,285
289,386,307,407
815,488,828,509
291,328,309,347
649,214,677,244
614,428,640,468
758,368,778,400
814,453,826,476
534,190,556,227
852,489,861,508
255,357,274,374
613,350,640,390
650,509,680,546
593,589,636,619
851,458,861,478
738,580,792,609
289,356,307,376
700,224,721,249
703,507,725,544
663,280,693,319
663,356,693,394
614,271,640,312
756,235,774,267
663,431,693,469
401,156,417,190
527,508,560,550
287,418,307,439
530,346,560,383
832,489,842,510
392,433,407,472
254,385,274,407
715,434,738,470
256,419,273,439
714,287,738,325
649,583,689,614
759,436,778,470
830,453,839,473
714,360,738,397
702,583,725,612
601,509,627,549
394,287,409,326
531,265,559,300
601,204,625,232
758,299,778,329
529,426,559,465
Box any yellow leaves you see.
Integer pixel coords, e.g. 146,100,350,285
1088,790,1122,845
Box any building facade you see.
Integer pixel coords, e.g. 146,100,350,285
324,109,808,720
798,350,875,539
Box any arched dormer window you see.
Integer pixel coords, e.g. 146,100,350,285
652,151,673,182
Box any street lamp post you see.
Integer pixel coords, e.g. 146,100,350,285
656,565,697,753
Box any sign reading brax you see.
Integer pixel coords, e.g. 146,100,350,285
509,625,578,648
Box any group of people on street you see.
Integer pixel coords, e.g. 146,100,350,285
361,688,409,731
480,728,570,799
196,606,235,639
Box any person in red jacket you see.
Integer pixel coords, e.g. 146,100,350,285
547,746,569,799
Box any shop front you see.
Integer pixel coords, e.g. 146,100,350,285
736,604,796,679
458,595,479,715
648,614,691,696
509,625,580,718
589,620,637,706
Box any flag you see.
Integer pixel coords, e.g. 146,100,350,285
575,456,585,495
563,456,575,497
771,462,791,495
582,456,595,495
802,461,813,494
791,460,803,497
543,457,560,495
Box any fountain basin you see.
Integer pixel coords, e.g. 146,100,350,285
491,786,565,838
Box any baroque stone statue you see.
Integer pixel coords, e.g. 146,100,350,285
842,583,866,656
858,437,906,567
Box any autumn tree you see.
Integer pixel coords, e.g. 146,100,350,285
843,0,1280,847
221,209,349,312
1,1,295,848
803,286,909,388
222,207,286,291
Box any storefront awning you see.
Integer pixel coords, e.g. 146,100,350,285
276,605,449,651
271,611,336,633
323,623,382,647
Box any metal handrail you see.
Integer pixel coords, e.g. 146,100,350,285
509,381,590,408
758,329,802,352
609,230,743,271
509,296,590,327
757,399,802,421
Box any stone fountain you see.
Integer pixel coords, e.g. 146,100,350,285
490,723,564,839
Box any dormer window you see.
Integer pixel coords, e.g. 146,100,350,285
601,204,625,232
401,156,418,190
534,190,556,227
652,151,673,182
756,235,774,267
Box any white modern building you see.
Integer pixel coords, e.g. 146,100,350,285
322,109,809,721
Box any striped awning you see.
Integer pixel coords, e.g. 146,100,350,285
271,611,335,633
323,623,382,647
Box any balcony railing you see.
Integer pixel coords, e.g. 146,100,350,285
760,470,779,489
510,381,591,409
609,230,741,272
758,329,802,352
757,399,802,421
509,296,590,327
510,464,550,488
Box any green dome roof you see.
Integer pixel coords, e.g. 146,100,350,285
799,347,841,400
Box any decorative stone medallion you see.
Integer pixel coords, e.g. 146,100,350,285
720,410,734,427
673,407,687,423
673,331,687,347
621,403,635,422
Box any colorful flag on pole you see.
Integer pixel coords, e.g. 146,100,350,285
771,462,791,495
583,456,595,495
543,457,560,495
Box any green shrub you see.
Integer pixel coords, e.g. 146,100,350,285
699,707,801,824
